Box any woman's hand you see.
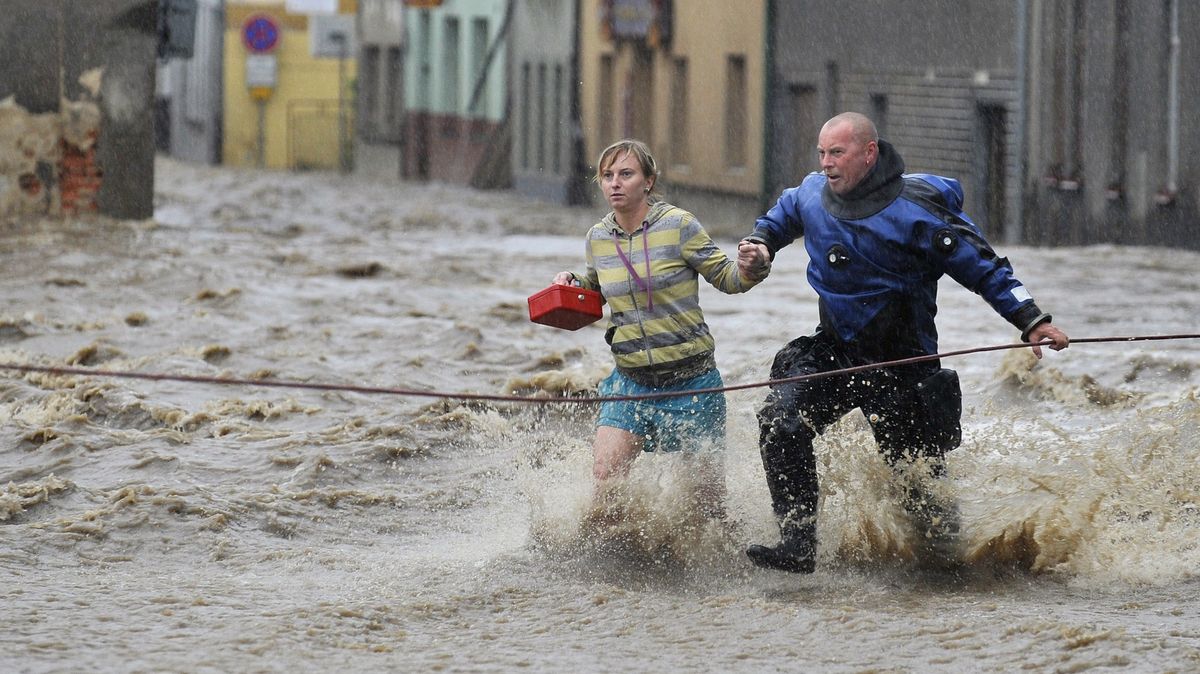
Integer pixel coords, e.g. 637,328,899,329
553,271,576,286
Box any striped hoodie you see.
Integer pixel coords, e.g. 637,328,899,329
572,201,764,386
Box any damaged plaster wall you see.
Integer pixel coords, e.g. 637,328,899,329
0,0,159,221
0,100,65,216
0,86,104,218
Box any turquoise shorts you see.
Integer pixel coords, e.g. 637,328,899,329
596,368,726,453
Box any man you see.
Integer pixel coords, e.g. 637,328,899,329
737,112,1069,573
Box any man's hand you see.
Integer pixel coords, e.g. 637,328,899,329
1027,322,1069,359
738,240,770,280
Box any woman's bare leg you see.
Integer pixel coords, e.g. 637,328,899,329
592,425,644,483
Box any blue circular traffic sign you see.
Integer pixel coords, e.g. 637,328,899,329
243,15,280,53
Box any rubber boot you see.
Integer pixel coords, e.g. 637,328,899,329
748,411,821,573
746,521,816,573
905,486,962,569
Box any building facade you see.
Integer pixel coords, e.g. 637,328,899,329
1024,0,1198,247
769,0,1199,249
509,0,590,205
160,0,226,165
769,0,1023,241
355,0,406,180
400,0,510,187
579,0,768,236
0,0,159,219
222,0,358,170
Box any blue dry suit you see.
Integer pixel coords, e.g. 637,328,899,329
747,149,1048,363
744,139,1052,540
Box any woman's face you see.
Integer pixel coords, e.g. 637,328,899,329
599,151,651,213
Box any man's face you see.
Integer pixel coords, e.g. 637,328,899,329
817,121,878,195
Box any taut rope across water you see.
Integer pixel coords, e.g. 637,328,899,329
2,334,1198,404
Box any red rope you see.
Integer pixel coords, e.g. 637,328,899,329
1,334,1197,404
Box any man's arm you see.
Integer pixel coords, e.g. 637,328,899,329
904,175,1070,357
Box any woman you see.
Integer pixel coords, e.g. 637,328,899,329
553,139,768,518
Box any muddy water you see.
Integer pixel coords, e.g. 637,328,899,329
2,158,1198,672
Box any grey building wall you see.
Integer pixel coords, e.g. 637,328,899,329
1025,0,1199,249
769,0,1022,242
0,0,158,219
509,0,589,205
355,0,405,181
770,0,1200,250
163,0,223,165
0,7,62,113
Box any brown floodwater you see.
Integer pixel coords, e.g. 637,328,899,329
2,158,1198,672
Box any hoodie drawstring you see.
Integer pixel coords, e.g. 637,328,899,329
613,229,653,312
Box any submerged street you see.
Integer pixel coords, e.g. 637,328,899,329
1,158,1199,671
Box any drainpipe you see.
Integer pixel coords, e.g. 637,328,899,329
1162,0,1180,202
1012,0,1028,245
566,0,589,205
758,0,776,217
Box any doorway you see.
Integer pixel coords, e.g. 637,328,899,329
767,83,820,201
977,104,1008,239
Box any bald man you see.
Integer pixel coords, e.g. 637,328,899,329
737,112,1068,573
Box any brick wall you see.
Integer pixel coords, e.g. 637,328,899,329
60,131,102,215
0,99,102,219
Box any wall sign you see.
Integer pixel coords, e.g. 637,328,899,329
602,0,671,46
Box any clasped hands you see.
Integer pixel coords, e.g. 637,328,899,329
738,239,771,281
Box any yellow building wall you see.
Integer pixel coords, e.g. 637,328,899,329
579,0,767,198
223,1,358,169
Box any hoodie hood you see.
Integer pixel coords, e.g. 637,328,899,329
602,200,672,233
821,139,906,220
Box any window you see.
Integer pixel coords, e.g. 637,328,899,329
553,64,564,173
870,93,888,139
442,18,461,114
630,46,654,145
537,63,547,169
669,57,689,166
361,46,380,136
416,12,431,109
725,54,747,169
599,54,614,144
1050,0,1084,183
385,47,402,133
521,62,531,169
470,18,489,116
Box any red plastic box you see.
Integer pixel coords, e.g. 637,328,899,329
527,284,603,330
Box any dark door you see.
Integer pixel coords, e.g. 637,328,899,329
767,83,820,201
977,104,1008,239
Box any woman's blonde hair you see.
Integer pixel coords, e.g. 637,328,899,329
594,139,661,198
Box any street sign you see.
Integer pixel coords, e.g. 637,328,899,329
246,53,278,93
286,0,337,13
242,14,281,53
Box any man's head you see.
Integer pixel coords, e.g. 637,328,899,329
817,112,879,195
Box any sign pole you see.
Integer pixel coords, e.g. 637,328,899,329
243,14,280,168
257,100,267,168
